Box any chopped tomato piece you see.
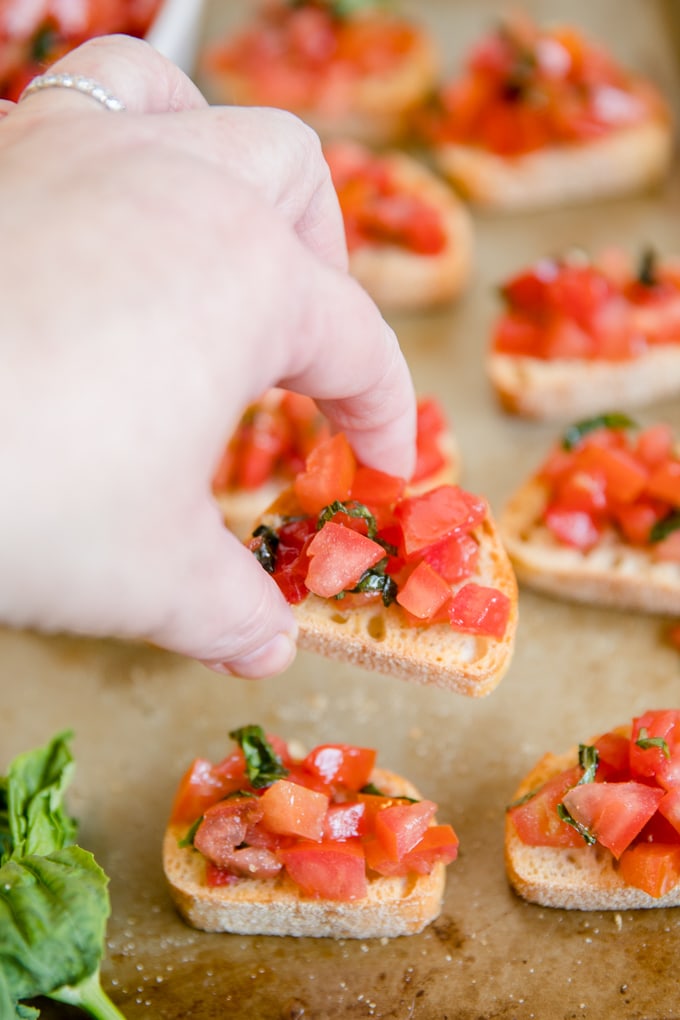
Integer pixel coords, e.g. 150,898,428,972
294,433,357,514
279,839,368,901
447,583,511,639
395,485,487,555
561,781,664,859
323,802,367,840
421,532,479,583
630,710,680,781
350,466,405,509
592,730,631,781
302,744,376,791
507,766,585,848
646,461,680,507
374,800,438,861
365,824,459,876
169,757,244,825
543,504,602,550
618,843,680,898
259,779,329,841
304,522,386,598
396,560,452,620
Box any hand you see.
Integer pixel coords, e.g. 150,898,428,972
0,36,417,678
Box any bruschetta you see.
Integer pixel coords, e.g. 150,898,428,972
163,724,459,938
324,140,473,311
246,431,518,696
488,249,680,420
213,392,459,540
506,709,680,909
201,0,440,146
417,15,672,211
500,413,680,614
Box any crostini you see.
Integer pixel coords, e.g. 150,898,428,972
163,724,459,938
214,392,459,540
506,709,680,909
488,249,680,419
201,0,439,146
246,431,518,696
500,413,680,614
417,15,672,211
324,140,473,311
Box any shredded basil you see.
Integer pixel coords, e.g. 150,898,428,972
317,500,378,540
506,787,540,811
561,413,637,451
229,725,289,789
250,525,280,574
577,744,599,785
347,559,398,607
178,816,203,849
360,782,386,796
635,727,671,759
637,247,658,288
649,511,680,544
556,802,597,845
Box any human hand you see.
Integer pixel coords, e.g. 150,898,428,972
0,35,416,678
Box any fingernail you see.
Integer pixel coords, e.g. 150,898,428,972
206,631,297,679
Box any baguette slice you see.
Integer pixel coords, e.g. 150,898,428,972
325,141,473,311
505,736,680,910
164,766,447,938
202,4,440,147
500,475,680,615
433,118,672,212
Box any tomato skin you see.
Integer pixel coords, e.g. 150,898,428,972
302,744,376,791
365,824,459,876
304,522,386,598
279,839,368,901
323,802,367,840
259,780,329,841
374,800,438,860
294,433,357,515
396,560,452,620
507,766,585,848
169,757,245,825
447,583,511,639
618,843,680,898
350,466,405,510
561,781,665,859
395,485,487,555
593,731,631,781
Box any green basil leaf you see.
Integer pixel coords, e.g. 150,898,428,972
649,511,680,544
637,247,658,287
348,566,398,607
556,802,597,845
249,525,280,574
577,744,599,785
635,727,671,759
562,413,637,451
317,500,378,540
229,725,289,789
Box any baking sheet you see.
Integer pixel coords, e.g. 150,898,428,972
8,1,680,1017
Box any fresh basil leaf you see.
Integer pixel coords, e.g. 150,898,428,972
649,511,680,544
577,744,599,784
637,247,658,287
562,413,637,451
506,787,539,810
250,525,280,574
179,816,203,848
348,565,398,607
556,803,597,845
360,782,386,796
317,500,378,540
635,727,671,759
229,725,289,789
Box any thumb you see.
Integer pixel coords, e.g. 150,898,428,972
149,511,298,679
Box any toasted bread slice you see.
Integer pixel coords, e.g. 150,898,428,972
433,116,672,212
164,767,447,938
505,740,680,910
488,344,680,421
500,476,680,615
334,146,474,311
256,501,518,697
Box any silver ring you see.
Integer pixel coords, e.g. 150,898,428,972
19,73,126,112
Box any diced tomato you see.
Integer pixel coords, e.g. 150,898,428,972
304,522,386,598
630,710,680,789
259,779,329,841
365,824,459,877
374,800,438,860
543,504,602,550
205,862,239,887
193,797,264,867
561,781,665,859
611,499,667,546
646,460,680,507
169,757,244,825
323,801,367,840
350,466,405,509
447,583,510,639
294,433,357,514
592,730,631,781
302,744,376,791
396,560,452,620
420,532,479,583
507,766,586,848
395,485,487,555
279,839,368,901
658,787,680,836
572,444,648,503
635,424,675,468
618,843,680,898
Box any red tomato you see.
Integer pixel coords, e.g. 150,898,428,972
447,583,511,639
350,466,405,509
294,433,357,514
573,444,648,503
646,460,680,507
543,504,602,550
169,757,244,825
323,802,367,840
561,781,664,859
395,485,487,556
618,843,680,898
279,840,368,901
593,730,631,781
302,744,376,791
304,522,386,598
259,779,329,841
658,787,680,836
635,424,675,468
420,532,479,583
507,766,586,848
374,800,438,860
630,710,680,779
364,824,459,876
396,560,452,620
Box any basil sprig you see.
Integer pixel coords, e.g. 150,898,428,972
229,725,289,789
577,743,599,785
637,247,658,288
649,511,680,545
0,732,126,1020
556,803,597,845
317,499,379,539
635,727,671,759
562,413,637,451
250,524,280,574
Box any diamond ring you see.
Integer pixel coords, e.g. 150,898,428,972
19,73,126,112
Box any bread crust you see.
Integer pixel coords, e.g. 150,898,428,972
505,740,680,910
487,345,680,421
164,767,448,938
500,477,680,615
347,151,474,311
283,512,518,697
433,117,672,211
